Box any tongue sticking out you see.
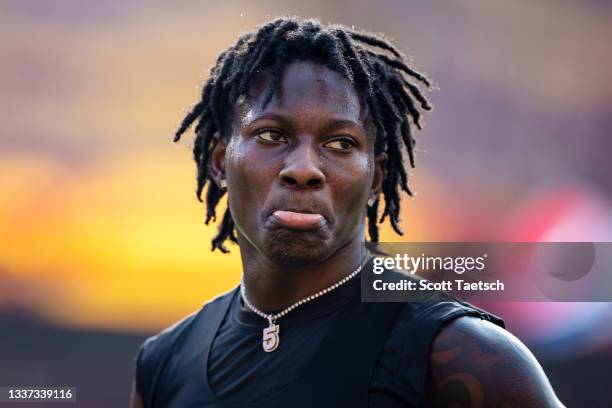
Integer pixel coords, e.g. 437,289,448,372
272,210,325,230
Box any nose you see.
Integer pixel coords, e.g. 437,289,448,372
278,142,325,189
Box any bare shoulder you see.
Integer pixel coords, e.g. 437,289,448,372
427,316,565,408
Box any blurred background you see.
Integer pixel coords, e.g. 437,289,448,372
1,0,612,406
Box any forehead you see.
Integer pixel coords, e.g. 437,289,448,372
239,61,369,127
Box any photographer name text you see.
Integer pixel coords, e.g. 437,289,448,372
372,279,504,292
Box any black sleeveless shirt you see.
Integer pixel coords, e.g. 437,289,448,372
135,267,504,407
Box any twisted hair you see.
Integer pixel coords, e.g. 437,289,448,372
174,17,432,252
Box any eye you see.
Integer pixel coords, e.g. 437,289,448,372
324,137,356,151
256,129,287,144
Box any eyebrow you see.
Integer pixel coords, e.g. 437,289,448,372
246,113,365,133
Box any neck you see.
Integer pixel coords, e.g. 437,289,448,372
238,234,367,313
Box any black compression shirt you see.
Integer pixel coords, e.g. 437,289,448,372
208,269,359,401
135,267,504,407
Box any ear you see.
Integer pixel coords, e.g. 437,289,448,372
370,152,387,199
209,135,226,188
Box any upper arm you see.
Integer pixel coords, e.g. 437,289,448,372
427,316,564,408
130,339,151,408
130,344,146,408
129,379,143,408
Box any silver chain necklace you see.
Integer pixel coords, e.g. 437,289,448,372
240,257,367,353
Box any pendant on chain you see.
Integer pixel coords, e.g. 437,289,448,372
262,320,280,352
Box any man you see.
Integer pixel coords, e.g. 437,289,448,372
130,18,563,407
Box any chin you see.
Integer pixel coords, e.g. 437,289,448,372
263,230,332,266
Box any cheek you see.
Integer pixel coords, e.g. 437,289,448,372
224,138,251,219
229,137,277,184
328,154,373,218
225,137,276,218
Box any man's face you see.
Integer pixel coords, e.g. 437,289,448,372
216,61,382,265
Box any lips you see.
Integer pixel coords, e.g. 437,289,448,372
269,209,327,231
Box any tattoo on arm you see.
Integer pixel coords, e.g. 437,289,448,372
427,317,563,408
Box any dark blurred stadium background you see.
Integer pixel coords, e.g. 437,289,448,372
1,0,611,406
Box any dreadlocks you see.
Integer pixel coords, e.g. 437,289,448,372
174,17,432,252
